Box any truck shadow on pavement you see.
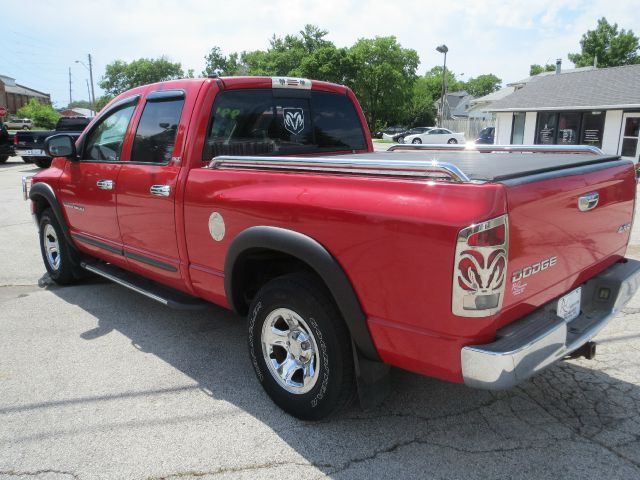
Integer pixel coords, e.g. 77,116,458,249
46,279,640,479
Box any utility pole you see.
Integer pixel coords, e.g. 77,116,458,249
68,67,72,106
76,54,97,113
88,54,96,113
86,79,91,113
436,45,448,127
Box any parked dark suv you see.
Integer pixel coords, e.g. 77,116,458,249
475,126,495,144
0,124,14,163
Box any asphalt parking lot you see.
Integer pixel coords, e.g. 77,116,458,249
1,155,640,480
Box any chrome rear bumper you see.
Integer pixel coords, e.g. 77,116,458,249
461,259,640,390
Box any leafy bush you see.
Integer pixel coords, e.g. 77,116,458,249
17,99,60,129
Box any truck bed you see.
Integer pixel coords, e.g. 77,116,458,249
345,150,627,182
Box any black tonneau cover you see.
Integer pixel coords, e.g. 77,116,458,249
339,151,626,182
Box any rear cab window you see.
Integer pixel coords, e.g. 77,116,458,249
203,89,366,160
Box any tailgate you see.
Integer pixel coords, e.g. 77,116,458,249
501,160,636,316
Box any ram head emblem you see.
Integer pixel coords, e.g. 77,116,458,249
457,249,507,294
283,108,305,135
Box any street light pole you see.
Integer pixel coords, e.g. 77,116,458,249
436,44,448,127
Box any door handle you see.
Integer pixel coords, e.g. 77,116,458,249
96,179,114,190
150,185,171,197
578,192,599,211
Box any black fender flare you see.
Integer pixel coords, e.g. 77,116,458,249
29,182,74,246
225,226,380,361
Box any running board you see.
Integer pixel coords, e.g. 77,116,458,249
81,262,208,310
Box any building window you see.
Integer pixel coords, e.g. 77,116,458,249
557,113,580,145
534,111,604,149
511,112,526,144
580,111,605,149
536,112,557,144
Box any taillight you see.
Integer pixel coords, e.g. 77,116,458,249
452,215,508,317
13,134,18,145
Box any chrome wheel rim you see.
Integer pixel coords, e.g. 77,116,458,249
43,223,61,271
261,308,320,394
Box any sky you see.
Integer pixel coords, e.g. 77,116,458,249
1,0,639,108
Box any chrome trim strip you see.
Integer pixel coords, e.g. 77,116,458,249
461,259,640,389
209,155,471,183
387,144,605,155
81,262,169,306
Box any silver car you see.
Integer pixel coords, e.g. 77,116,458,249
5,118,33,130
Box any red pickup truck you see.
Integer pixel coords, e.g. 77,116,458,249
23,76,640,420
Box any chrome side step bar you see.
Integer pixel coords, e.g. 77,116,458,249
81,262,208,310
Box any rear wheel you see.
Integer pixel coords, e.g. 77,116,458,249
22,157,34,163
447,138,458,144
396,136,404,144
411,138,422,144
38,209,77,285
248,273,355,420
34,157,52,168
0,155,8,164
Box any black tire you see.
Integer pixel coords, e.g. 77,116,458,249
38,209,77,285
34,157,52,168
0,155,7,164
411,138,422,144
22,156,34,163
248,273,355,420
22,126,29,130
447,138,458,144
396,136,404,144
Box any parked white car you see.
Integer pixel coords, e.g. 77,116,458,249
404,128,465,145
5,117,33,130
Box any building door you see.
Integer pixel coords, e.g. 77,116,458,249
619,113,640,161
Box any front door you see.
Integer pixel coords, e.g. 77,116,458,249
116,90,187,289
58,97,139,266
619,113,640,162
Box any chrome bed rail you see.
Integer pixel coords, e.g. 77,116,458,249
209,155,472,183
387,144,604,155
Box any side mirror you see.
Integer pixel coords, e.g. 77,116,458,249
45,134,77,159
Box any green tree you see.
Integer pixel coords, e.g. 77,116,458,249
348,36,419,130
202,47,243,76
463,74,502,97
99,57,186,96
240,24,334,76
529,64,556,76
17,98,60,129
296,46,355,85
95,95,114,112
68,100,92,110
568,17,640,67
405,67,463,127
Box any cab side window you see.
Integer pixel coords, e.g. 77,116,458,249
83,105,136,161
131,98,185,164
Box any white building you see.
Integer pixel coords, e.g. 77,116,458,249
489,64,640,162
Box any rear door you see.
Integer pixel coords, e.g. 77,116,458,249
116,89,187,289
57,96,139,266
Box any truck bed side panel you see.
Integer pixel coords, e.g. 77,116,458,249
184,168,507,381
